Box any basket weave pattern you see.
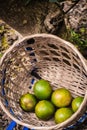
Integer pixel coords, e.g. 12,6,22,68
0,34,87,129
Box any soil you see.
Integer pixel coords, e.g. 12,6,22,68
0,0,66,36
0,0,87,58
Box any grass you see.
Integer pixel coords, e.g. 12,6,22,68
67,28,87,58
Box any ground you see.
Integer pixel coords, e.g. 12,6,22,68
0,0,87,57
0,0,87,129
0,0,66,35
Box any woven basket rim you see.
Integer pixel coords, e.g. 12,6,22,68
0,33,87,129
0,33,87,71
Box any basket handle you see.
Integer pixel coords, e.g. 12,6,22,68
6,121,17,130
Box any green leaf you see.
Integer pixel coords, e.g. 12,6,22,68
0,52,3,58
1,36,9,49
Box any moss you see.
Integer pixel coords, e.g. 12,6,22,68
80,28,86,33
0,25,4,33
1,36,9,49
0,52,3,58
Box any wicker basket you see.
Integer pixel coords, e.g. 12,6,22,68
0,34,87,130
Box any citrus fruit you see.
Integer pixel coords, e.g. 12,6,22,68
35,100,55,120
55,107,73,124
19,93,37,111
33,79,52,100
71,96,84,112
51,88,72,107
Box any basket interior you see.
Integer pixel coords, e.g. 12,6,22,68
0,35,87,127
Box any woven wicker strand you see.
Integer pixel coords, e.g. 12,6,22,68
0,34,87,130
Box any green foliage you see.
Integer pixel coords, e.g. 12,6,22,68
69,29,87,52
0,25,5,34
0,53,3,58
1,36,9,49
